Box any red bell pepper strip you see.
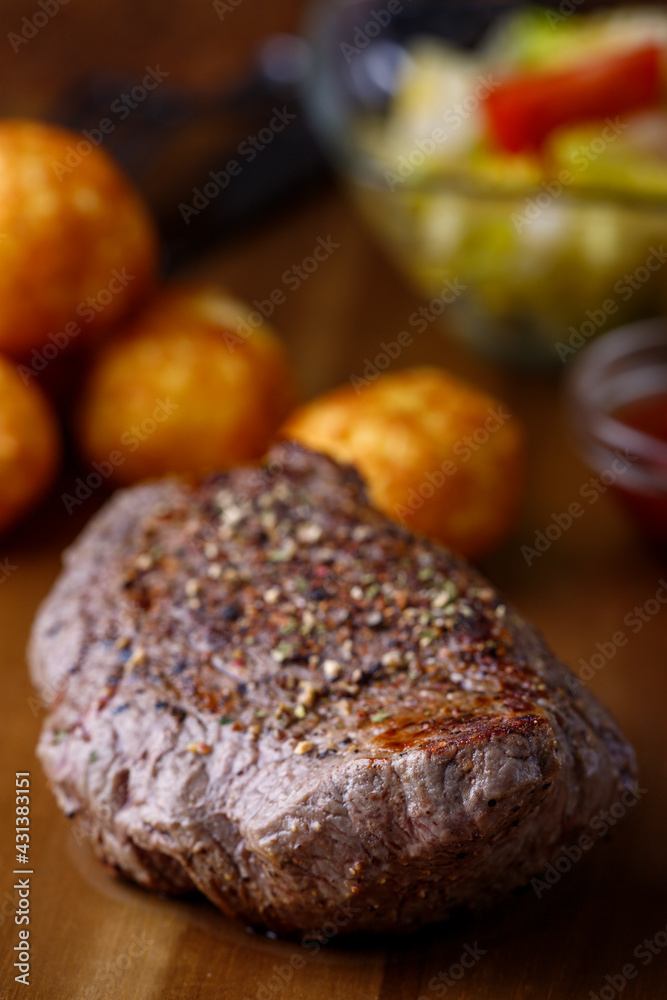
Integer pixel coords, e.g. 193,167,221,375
485,43,664,153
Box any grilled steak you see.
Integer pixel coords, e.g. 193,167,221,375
29,443,636,935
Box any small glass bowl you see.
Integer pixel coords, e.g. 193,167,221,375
564,319,667,543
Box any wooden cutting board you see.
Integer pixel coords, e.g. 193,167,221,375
1,187,666,1000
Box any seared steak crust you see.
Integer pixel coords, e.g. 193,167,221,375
29,444,636,934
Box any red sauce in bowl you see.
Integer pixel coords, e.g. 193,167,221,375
610,393,667,543
565,320,667,548
615,393,667,443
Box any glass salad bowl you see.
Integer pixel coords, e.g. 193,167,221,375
304,0,667,367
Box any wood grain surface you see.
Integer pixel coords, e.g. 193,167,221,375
0,3,666,998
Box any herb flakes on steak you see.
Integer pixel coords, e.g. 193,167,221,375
29,443,637,935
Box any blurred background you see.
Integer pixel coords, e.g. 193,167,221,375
0,0,665,549
0,0,666,579
0,0,304,110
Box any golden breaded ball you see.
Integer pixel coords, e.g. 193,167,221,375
77,285,297,484
0,119,157,358
0,355,61,533
282,367,525,558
